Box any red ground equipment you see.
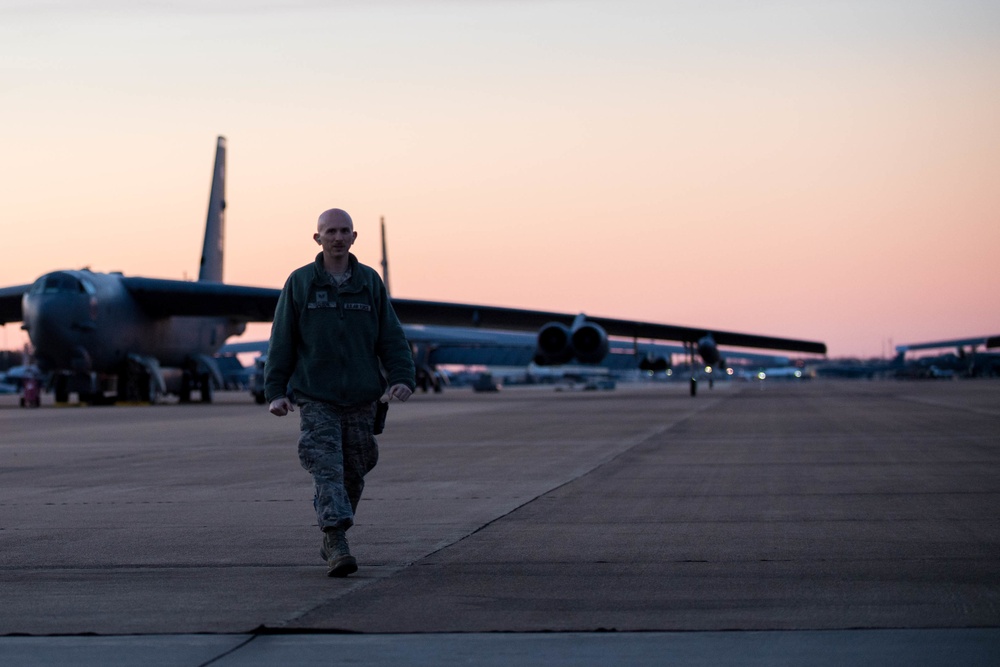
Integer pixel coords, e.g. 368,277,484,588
20,376,41,408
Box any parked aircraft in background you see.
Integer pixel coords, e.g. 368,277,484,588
392,302,828,395
896,336,1000,358
894,335,1000,379
227,327,798,402
811,335,1000,380
0,137,277,404
0,137,826,406
376,219,823,396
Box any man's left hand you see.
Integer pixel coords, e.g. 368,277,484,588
380,384,413,403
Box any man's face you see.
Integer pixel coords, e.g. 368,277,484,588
315,218,357,258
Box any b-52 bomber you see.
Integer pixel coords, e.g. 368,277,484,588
0,136,826,405
0,137,275,404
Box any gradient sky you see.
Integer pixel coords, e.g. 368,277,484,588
2,0,998,358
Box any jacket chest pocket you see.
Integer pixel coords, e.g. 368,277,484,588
341,301,376,332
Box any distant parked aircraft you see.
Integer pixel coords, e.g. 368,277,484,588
0,137,277,403
895,335,1000,379
896,336,1000,357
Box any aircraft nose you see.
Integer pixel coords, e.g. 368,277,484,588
22,291,91,372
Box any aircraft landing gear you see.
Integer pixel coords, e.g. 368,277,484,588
179,370,214,403
120,358,162,404
199,373,213,403
179,372,192,403
685,340,699,398
54,374,70,403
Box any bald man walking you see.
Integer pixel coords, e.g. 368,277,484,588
265,208,415,577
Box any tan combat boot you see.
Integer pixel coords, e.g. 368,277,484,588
321,528,358,577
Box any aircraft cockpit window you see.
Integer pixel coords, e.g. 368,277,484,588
30,272,87,295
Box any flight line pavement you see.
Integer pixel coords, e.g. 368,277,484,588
0,380,998,665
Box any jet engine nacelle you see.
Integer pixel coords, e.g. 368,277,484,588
697,335,721,367
570,321,609,364
534,322,574,365
533,319,609,366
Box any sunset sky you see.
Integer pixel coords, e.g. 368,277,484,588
2,0,998,358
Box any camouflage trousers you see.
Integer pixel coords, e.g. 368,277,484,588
297,401,379,531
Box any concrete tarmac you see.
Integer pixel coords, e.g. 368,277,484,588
1,380,998,665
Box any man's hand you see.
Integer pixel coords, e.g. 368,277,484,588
380,384,413,404
269,397,295,416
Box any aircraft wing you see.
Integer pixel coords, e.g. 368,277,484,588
7,276,825,357
219,327,546,366
896,335,1000,354
2,277,281,324
220,323,798,370
0,285,30,324
409,326,794,368
121,278,280,321
405,325,538,367
391,298,827,355
218,340,271,355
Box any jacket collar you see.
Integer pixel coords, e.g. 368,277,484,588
312,252,362,290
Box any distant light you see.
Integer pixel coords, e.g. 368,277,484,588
705,366,712,373
757,371,766,380
666,369,673,376
726,368,734,375
794,370,802,378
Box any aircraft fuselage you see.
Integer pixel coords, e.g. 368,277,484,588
22,269,244,375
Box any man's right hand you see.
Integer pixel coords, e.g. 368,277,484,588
269,397,295,417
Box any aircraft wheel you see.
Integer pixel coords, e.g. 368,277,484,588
120,362,146,403
54,376,70,403
82,392,109,406
146,376,159,405
179,372,192,403
200,374,213,403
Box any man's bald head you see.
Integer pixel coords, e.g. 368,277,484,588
317,208,354,233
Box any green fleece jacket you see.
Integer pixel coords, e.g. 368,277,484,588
263,253,415,407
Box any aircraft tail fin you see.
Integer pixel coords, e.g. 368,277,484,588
198,136,227,283
380,216,391,295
